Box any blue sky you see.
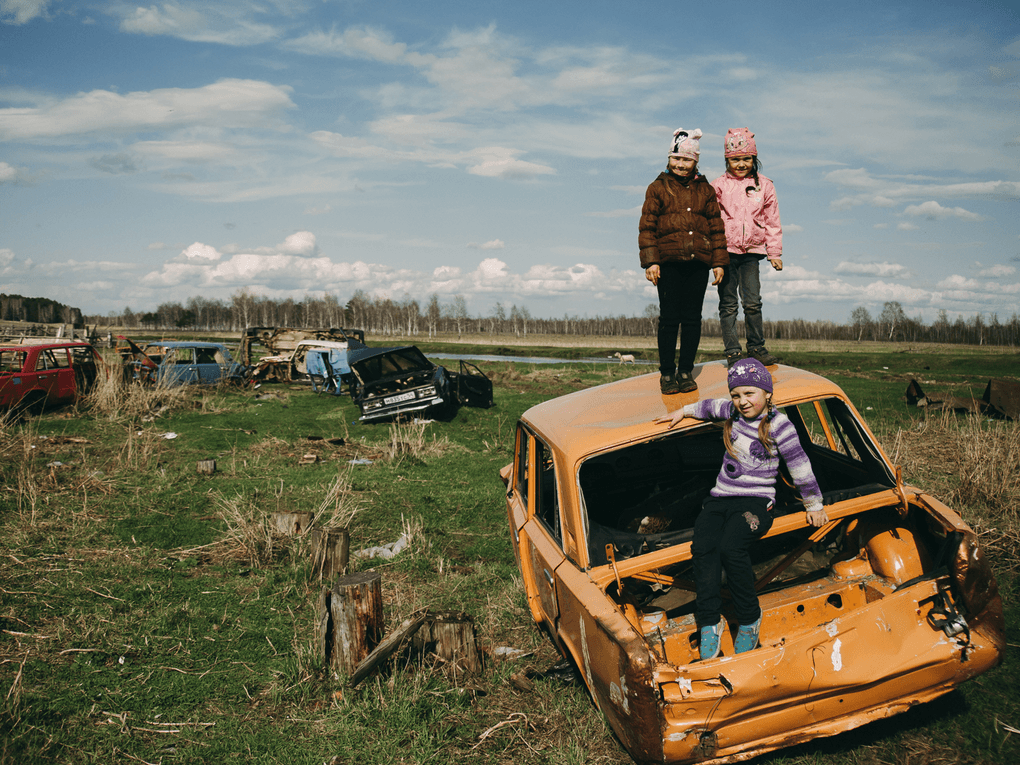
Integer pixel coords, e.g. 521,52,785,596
1,0,1018,324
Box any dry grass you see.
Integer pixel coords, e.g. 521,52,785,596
384,419,456,466
312,467,363,530
212,491,281,568
79,367,193,421
890,409,1020,571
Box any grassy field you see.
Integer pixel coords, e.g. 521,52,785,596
1,339,1017,765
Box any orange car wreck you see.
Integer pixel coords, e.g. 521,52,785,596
501,362,1004,765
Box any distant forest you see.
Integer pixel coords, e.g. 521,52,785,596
66,288,1020,347
1,293,83,326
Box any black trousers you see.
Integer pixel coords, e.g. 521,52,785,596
693,495,774,627
656,260,711,375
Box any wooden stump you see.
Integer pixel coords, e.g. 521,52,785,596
271,511,313,536
329,571,384,676
310,528,350,582
196,459,216,475
315,586,331,668
413,610,483,676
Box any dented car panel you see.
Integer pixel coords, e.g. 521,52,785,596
0,341,105,413
502,362,1004,765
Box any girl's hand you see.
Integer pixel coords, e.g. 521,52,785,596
770,257,783,271
645,265,660,285
711,266,724,285
655,409,687,429
806,508,828,527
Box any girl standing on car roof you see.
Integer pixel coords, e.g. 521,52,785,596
639,128,728,395
656,358,827,660
712,128,782,368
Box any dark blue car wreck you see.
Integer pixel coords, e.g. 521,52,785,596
346,345,493,421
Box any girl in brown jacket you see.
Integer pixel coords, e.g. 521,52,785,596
639,128,728,394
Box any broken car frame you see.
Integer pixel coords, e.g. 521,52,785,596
502,362,1004,765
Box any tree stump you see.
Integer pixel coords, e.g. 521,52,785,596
413,610,483,676
310,528,350,581
329,571,384,676
315,585,331,668
196,459,216,475
271,511,313,536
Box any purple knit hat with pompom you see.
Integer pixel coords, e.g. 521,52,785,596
727,358,773,393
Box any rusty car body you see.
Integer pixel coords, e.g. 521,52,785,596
501,362,1004,765
239,327,366,387
117,338,247,386
0,340,106,414
347,345,493,421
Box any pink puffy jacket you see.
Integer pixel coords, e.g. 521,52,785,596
711,172,782,258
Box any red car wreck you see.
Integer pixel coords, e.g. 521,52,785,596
501,362,1004,764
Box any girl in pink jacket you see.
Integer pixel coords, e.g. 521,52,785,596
711,128,782,368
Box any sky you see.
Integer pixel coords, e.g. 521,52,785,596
1,0,1018,325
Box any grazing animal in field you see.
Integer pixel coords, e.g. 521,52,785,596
614,352,636,365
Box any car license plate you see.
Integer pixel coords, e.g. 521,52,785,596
384,391,417,405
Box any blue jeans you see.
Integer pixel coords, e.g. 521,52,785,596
718,253,765,355
656,260,710,375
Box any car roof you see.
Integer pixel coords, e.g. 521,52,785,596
520,361,849,464
0,341,92,351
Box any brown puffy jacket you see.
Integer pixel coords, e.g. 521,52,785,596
638,172,728,269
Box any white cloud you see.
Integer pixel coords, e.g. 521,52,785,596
0,160,29,183
835,261,910,278
282,25,426,64
898,222,919,230
902,200,982,222
0,79,295,141
467,240,505,250
0,0,49,25
976,264,1016,278
116,2,281,46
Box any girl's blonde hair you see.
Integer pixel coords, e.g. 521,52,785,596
722,396,776,458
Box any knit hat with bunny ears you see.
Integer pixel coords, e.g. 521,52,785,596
724,127,757,157
669,128,702,159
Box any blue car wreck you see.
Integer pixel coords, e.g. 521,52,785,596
118,338,248,386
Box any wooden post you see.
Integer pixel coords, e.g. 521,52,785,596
413,610,483,676
271,511,313,536
197,459,216,475
310,528,350,581
330,571,383,676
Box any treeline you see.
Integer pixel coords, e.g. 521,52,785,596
1,294,83,326
76,289,1020,347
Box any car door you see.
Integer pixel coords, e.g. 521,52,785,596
161,347,198,385
513,425,566,631
453,360,493,408
71,345,102,395
35,348,75,403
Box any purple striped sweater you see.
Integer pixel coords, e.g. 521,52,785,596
683,399,823,513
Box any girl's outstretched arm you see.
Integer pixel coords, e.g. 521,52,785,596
655,408,689,429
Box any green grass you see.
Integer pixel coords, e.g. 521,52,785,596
1,345,1017,765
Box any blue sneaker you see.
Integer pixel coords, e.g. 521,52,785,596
734,616,762,653
699,617,725,661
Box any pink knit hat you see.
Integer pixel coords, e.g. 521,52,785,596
669,128,702,159
724,127,757,157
